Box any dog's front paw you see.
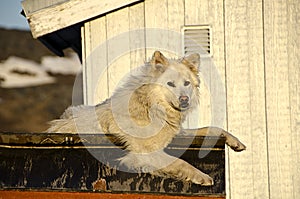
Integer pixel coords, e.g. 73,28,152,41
157,157,214,186
226,136,246,152
178,165,214,186
189,172,214,186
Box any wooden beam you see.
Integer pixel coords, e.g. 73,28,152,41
0,191,225,199
21,0,141,38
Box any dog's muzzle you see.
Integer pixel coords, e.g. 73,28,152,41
179,95,189,109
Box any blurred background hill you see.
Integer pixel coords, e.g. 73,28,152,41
0,28,54,62
0,28,82,132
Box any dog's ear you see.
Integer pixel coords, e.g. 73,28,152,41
151,51,169,72
181,53,200,75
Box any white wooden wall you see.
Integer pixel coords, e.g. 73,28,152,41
82,0,300,198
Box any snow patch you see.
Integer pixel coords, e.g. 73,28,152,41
0,56,55,88
0,53,82,88
42,53,81,75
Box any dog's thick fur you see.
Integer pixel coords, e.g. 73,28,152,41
48,51,246,185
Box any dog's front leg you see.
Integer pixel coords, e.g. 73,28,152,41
119,151,213,186
154,156,214,186
181,127,246,152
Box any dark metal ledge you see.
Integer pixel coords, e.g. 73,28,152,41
0,132,225,197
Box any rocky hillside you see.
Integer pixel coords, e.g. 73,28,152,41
0,28,81,132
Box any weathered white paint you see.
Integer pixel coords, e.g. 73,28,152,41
22,0,67,14
22,0,141,38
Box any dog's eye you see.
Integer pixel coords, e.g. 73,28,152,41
167,81,176,87
184,81,190,86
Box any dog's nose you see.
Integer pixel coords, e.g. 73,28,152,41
179,95,189,105
179,96,189,103
179,96,189,109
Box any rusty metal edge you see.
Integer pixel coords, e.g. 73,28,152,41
0,132,226,149
0,188,226,198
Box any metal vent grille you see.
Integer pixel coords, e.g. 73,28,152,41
182,25,212,56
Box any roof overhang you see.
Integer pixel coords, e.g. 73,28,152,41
22,0,142,38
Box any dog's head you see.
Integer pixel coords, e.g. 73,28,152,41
150,51,200,112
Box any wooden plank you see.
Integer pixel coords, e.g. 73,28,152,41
22,0,67,14
81,25,88,104
225,0,269,199
167,0,184,55
184,0,211,128
106,7,131,96
184,0,208,25
264,0,295,198
287,1,300,198
89,18,109,104
144,0,169,58
82,17,108,105
22,0,141,38
84,2,146,104
129,2,146,70
145,0,184,57
0,191,225,199
184,0,227,130
243,1,269,196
